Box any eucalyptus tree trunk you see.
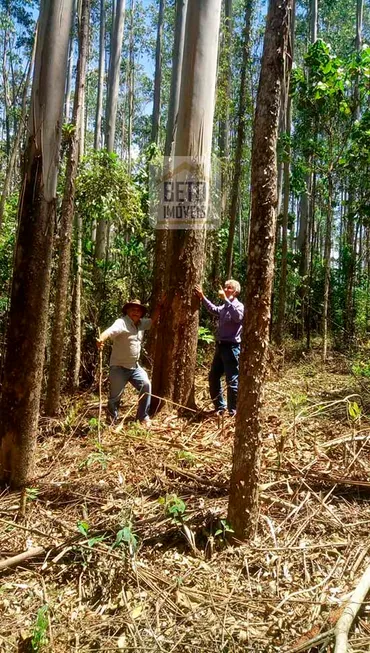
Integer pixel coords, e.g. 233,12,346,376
225,0,253,279
147,0,188,363
322,170,333,361
228,0,291,540
45,0,90,416
64,2,77,122
2,33,11,157
218,0,232,217
0,31,37,231
310,0,317,42
127,0,135,172
0,0,73,488
95,0,125,261
94,0,106,150
296,0,317,339
344,0,363,342
164,0,187,158
105,0,125,152
151,0,165,145
152,0,222,408
275,0,295,346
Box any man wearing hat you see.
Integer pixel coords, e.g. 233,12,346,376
97,298,163,426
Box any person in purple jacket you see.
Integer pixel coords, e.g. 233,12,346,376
195,280,244,417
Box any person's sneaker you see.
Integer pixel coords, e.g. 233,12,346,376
140,416,152,429
107,408,118,423
228,410,236,417
216,409,226,417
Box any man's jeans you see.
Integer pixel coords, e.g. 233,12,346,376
209,342,240,414
108,364,151,422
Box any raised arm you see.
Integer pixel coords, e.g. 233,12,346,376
194,285,222,316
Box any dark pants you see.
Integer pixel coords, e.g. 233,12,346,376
208,342,240,414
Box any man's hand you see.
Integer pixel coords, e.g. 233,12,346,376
194,284,204,299
218,287,227,301
96,338,104,350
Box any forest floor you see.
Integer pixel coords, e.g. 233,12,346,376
2,343,370,652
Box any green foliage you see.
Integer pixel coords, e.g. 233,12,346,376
348,400,361,421
76,150,143,235
113,523,138,555
214,519,234,540
0,193,17,318
198,326,214,344
77,520,106,548
31,605,48,652
79,446,109,471
176,450,196,466
158,494,186,521
352,360,370,378
26,488,39,502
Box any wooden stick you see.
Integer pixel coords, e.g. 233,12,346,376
334,563,370,653
0,546,45,571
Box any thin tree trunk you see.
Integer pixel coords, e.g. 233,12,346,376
344,0,363,342
151,0,165,145
0,30,37,231
152,0,222,409
45,0,90,416
322,170,333,361
105,0,125,152
275,93,293,345
228,0,291,541
127,0,135,173
94,0,106,150
310,0,317,43
2,33,11,157
95,0,125,262
69,211,83,390
218,0,232,219
64,2,77,122
0,0,73,488
225,0,253,279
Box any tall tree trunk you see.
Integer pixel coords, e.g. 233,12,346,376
296,0,317,340
275,0,296,346
0,0,73,488
105,0,125,152
127,0,135,173
218,0,232,218
151,0,165,145
322,170,333,362
228,0,291,541
45,0,90,416
164,0,187,159
94,0,106,150
310,0,317,43
64,2,77,122
344,0,363,342
0,31,37,231
147,0,188,363
225,0,253,279
2,33,11,157
152,0,222,408
69,212,83,390
95,0,125,262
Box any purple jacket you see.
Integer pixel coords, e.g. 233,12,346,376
202,296,244,343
